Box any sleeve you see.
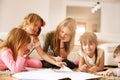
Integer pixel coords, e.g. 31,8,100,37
113,68,120,76
1,49,26,73
77,50,83,57
43,32,52,52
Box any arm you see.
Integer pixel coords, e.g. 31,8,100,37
60,40,68,58
34,36,66,67
96,52,104,71
78,55,89,72
1,48,25,73
88,52,104,73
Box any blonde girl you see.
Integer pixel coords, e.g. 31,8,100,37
19,13,66,68
78,32,104,73
0,28,42,73
43,17,77,69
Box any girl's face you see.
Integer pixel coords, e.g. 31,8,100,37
82,42,97,56
21,42,31,54
25,21,41,35
59,27,71,42
115,56,120,68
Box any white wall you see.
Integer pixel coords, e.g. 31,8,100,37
65,0,120,43
101,2,120,34
1,0,120,42
0,0,50,33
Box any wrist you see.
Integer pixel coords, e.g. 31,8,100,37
60,47,64,49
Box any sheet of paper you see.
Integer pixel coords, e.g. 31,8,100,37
12,69,101,80
13,69,67,80
58,65,73,72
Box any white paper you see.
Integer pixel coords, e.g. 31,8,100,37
12,69,101,80
58,65,73,72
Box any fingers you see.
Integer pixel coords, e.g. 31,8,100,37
104,70,113,76
58,62,67,68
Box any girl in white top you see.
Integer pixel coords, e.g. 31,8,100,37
77,32,104,73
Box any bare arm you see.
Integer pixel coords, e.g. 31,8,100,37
60,40,68,58
96,52,104,71
88,52,104,73
78,55,89,72
33,36,66,67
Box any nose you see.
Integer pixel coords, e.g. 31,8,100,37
86,44,90,49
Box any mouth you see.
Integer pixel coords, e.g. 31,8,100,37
59,36,65,40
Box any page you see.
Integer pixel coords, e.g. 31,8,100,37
13,69,101,80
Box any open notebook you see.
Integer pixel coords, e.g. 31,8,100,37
12,66,101,80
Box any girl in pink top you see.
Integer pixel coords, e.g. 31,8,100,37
0,28,42,73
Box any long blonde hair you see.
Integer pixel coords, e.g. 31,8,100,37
53,17,76,55
19,13,44,36
0,28,31,60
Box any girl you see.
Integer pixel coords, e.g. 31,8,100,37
105,44,120,76
42,17,77,69
0,28,42,73
77,32,104,73
19,13,66,68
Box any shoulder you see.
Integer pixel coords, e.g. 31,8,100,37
46,31,55,38
77,50,84,57
97,48,104,57
46,31,55,36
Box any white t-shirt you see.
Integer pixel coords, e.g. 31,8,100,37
78,48,104,67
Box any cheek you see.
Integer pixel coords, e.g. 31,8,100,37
118,63,120,68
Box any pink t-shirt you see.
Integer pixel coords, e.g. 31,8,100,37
0,47,25,73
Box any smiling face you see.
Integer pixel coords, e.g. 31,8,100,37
80,32,98,57
82,41,97,57
59,27,71,42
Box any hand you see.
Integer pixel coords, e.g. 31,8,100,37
88,66,98,73
55,61,67,68
80,64,89,72
104,69,114,76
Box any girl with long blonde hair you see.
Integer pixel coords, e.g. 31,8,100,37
43,17,77,69
77,32,104,73
0,28,42,73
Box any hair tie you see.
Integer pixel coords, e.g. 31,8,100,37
42,21,46,27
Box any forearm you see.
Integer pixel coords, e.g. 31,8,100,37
96,65,104,71
88,65,104,73
1,53,25,73
60,48,68,58
35,46,57,65
60,41,68,58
